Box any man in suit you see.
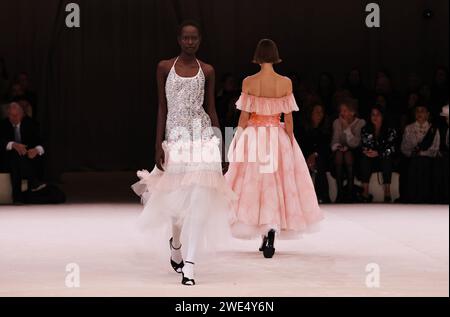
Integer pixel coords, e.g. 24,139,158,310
0,102,46,203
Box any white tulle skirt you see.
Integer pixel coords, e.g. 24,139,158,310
131,138,237,255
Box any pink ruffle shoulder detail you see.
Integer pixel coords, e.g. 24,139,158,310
236,92,300,115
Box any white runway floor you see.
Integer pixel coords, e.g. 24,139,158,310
0,203,448,297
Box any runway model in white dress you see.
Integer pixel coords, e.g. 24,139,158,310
132,21,236,286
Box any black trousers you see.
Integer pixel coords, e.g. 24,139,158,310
402,156,434,204
5,151,44,201
311,155,331,202
359,155,393,184
330,149,360,199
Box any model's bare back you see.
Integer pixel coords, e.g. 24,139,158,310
243,72,292,98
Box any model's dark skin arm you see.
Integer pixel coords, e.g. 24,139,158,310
155,59,171,171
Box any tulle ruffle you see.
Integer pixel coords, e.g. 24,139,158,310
131,135,237,203
132,167,238,204
236,93,300,115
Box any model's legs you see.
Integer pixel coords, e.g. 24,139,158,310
344,150,355,202
182,188,209,285
359,155,374,202
381,158,393,201
334,151,345,202
170,218,183,265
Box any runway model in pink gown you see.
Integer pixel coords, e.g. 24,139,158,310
225,39,324,258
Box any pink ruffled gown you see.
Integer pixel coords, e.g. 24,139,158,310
225,92,324,239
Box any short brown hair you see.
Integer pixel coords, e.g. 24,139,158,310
252,39,282,64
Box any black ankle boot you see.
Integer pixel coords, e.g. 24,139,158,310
259,235,268,252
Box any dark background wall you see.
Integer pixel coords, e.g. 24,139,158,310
0,0,448,177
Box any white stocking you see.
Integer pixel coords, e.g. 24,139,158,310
183,189,209,280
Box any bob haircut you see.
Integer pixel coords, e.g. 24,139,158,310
252,39,282,64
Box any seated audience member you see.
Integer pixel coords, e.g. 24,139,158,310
400,104,440,203
331,98,366,203
298,102,332,203
0,102,46,204
359,104,398,203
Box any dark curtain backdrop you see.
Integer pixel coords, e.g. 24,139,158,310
0,0,448,178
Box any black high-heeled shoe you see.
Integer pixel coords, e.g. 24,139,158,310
169,238,184,274
181,261,196,286
259,235,268,252
263,230,276,258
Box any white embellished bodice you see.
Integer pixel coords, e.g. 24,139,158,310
165,57,214,143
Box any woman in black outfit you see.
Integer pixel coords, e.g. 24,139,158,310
360,104,398,203
298,103,332,203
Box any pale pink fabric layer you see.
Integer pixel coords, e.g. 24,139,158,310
236,92,300,115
